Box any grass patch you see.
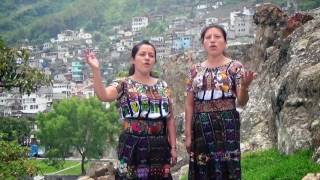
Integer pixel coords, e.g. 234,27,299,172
59,162,90,175
242,149,320,180
36,160,81,175
179,149,320,180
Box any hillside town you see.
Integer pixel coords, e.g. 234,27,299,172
0,1,294,118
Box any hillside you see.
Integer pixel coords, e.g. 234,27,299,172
0,0,319,45
0,0,193,45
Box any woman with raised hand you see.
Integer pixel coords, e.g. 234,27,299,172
85,40,177,180
185,25,256,180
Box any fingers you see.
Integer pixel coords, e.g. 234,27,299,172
83,49,95,60
240,70,257,87
185,143,191,154
186,146,191,154
171,156,177,166
170,150,177,166
241,71,255,79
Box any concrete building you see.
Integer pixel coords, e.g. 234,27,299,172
52,82,72,100
132,17,149,32
150,36,165,59
71,60,85,83
173,35,193,53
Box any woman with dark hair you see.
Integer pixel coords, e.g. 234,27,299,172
184,25,256,179
85,40,177,179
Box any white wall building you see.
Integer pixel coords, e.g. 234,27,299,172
233,14,253,37
21,94,49,114
52,82,72,100
0,93,21,117
205,17,219,26
150,36,165,59
132,17,149,32
229,7,254,37
197,4,207,10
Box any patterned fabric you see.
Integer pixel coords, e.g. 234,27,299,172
186,60,244,180
111,78,173,180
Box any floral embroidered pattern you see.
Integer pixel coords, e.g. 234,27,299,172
187,60,242,180
113,78,173,179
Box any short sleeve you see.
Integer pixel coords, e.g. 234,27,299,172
162,80,174,119
229,60,244,86
185,64,197,92
109,78,125,98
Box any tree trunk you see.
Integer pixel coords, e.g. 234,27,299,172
81,155,86,175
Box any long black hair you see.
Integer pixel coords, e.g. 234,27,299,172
128,40,158,77
200,24,228,57
200,24,227,43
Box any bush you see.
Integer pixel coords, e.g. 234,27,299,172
0,139,38,179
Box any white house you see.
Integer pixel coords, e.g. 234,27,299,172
52,82,72,100
205,17,219,26
150,36,165,59
132,17,149,32
20,93,50,114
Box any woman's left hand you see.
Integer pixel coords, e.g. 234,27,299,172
240,70,257,89
171,148,177,166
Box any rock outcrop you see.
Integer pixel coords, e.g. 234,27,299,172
161,5,320,161
241,5,320,156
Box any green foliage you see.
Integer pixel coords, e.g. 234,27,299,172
0,117,32,144
1,0,319,44
59,162,90,175
0,0,195,44
36,160,82,175
117,70,129,78
36,97,121,174
0,118,37,179
142,21,168,38
224,0,242,5
179,174,188,180
298,0,320,11
0,37,52,95
242,148,320,180
0,137,38,179
179,148,320,180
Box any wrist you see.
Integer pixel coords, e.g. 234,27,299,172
240,85,249,91
92,67,101,72
185,130,191,136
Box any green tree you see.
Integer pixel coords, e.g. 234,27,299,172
0,117,33,144
0,117,37,179
142,21,168,38
36,97,121,174
0,37,51,95
0,136,38,179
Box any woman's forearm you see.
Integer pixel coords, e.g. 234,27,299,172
185,93,194,137
167,117,177,148
92,68,109,101
185,105,193,137
237,86,249,107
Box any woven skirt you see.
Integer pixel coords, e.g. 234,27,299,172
116,131,172,180
188,109,241,180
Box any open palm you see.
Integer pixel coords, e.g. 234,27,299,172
84,50,100,69
240,70,257,88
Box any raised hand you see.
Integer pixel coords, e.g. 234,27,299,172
84,49,100,70
240,70,257,89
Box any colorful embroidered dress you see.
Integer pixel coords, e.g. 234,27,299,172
186,60,243,180
111,78,173,180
